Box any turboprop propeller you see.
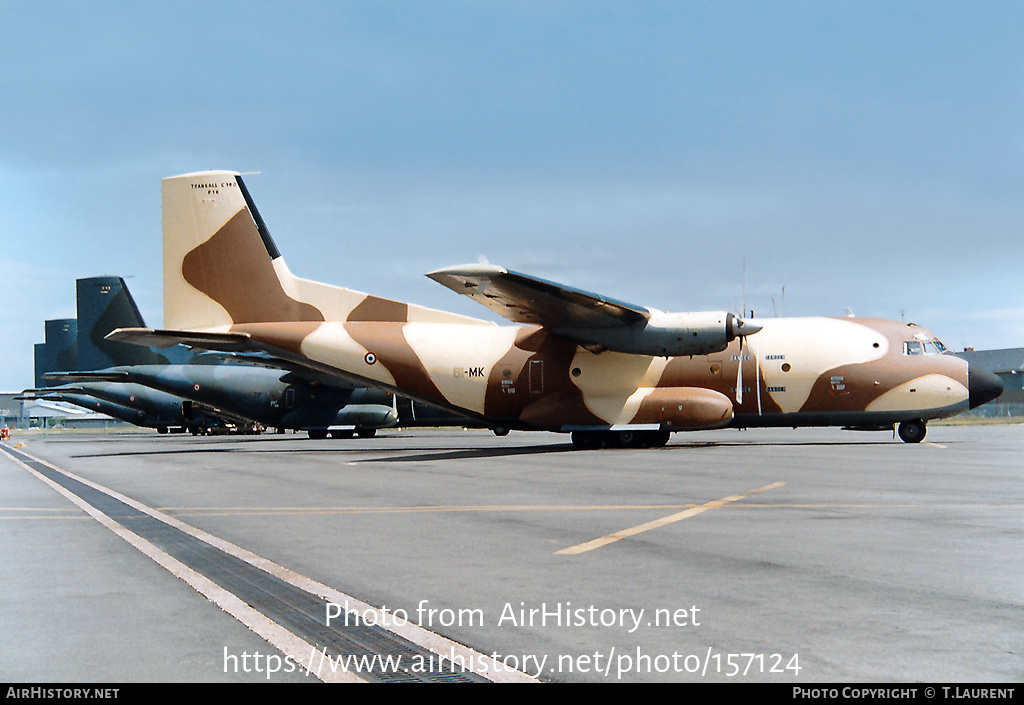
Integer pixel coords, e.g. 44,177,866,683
732,314,763,407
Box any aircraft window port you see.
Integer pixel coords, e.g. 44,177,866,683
904,341,923,355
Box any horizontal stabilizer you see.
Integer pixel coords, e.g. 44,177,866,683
106,328,254,352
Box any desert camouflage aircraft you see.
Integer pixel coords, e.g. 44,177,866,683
109,170,1003,448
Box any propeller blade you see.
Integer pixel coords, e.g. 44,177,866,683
735,336,744,405
753,339,762,415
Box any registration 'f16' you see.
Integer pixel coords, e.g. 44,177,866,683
108,171,1003,448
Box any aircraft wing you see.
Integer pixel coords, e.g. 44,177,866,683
426,264,650,328
45,370,132,383
190,351,363,389
427,263,758,358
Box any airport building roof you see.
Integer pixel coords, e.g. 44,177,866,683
954,348,1024,374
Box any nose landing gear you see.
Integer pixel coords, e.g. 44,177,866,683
897,419,926,443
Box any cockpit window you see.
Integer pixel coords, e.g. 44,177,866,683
905,339,947,355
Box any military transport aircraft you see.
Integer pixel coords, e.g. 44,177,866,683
38,276,396,436
24,279,240,434
24,389,176,431
23,380,252,434
41,276,473,438
48,363,413,438
108,170,1004,448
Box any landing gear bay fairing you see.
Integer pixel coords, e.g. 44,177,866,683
109,171,1003,448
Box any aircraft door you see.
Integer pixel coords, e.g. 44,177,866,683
529,360,544,394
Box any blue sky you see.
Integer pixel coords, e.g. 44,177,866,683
2,1,1022,390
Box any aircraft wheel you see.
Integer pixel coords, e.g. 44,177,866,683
645,431,671,447
611,431,642,448
356,429,377,438
492,426,510,437
897,419,926,443
571,431,603,450
330,430,354,439
307,429,328,440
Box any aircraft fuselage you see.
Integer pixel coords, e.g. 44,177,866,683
224,314,991,441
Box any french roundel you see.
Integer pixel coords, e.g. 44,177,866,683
365,353,377,365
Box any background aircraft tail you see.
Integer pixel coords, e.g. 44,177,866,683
162,171,488,331
76,276,189,368
33,277,194,386
33,319,77,388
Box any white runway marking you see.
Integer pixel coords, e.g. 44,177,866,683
0,443,535,683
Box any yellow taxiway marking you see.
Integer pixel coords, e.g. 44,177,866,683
556,482,787,556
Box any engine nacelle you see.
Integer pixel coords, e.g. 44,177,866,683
556,311,760,357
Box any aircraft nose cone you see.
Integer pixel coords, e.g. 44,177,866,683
968,364,1003,409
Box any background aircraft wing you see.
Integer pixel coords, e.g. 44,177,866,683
426,264,650,328
44,370,132,383
190,351,364,389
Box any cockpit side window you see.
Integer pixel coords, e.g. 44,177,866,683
904,341,923,355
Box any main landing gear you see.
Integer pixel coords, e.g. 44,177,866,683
897,419,927,444
571,430,671,449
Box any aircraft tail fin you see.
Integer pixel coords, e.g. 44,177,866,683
162,171,489,331
33,319,78,388
76,276,186,368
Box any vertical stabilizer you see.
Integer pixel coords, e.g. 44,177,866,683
33,319,77,387
163,171,329,330
162,170,491,330
76,276,187,367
